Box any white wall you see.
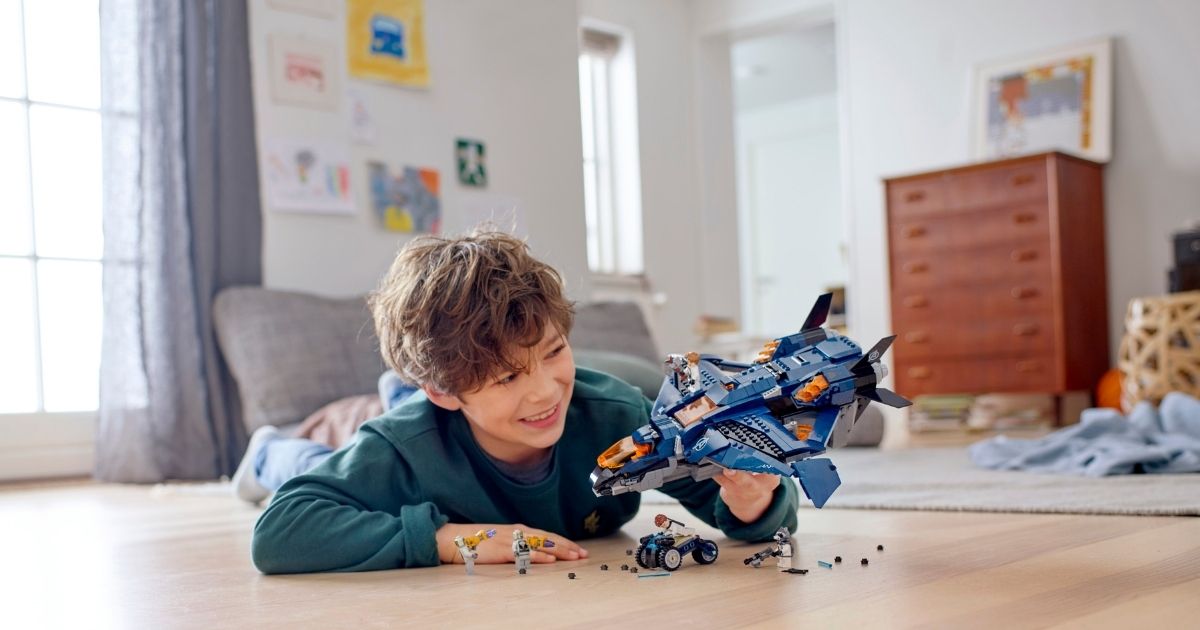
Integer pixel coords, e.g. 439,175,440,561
247,0,590,300
841,0,1200,358
577,0,708,354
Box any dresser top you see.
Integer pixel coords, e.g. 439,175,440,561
883,151,1105,184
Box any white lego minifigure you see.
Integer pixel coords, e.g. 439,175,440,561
664,353,701,396
454,528,496,576
773,527,794,571
513,529,532,575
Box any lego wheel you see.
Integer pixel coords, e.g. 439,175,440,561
693,541,719,565
657,547,683,571
635,542,653,569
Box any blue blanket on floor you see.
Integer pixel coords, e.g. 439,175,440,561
969,392,1200,476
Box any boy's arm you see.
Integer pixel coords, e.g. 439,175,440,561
251,427,448,574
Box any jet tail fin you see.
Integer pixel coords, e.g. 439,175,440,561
800,293,834,332
861,387,912,409
792,458,841,508
851,335,896,375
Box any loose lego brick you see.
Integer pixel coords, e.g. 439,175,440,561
861,558,868,565
630,567,638,574
834,555,842,563
620,564,629,571
783,568,808,575
568,572,576,579
818,561,832,569
877,544,884,551
600,564,608,571
637,572,671,579
626,549,633,556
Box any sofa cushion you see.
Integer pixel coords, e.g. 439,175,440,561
570,301,660,365
574,349,663,400
214,287,385,433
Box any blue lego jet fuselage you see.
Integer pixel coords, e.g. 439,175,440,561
591,295,911,508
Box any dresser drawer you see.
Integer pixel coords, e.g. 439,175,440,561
896,354,1059,396
946,161,1048,210
891,241,1052,289
891,284,1054,326
887,178,946,218
891,202,1050,255
893,314,1056,360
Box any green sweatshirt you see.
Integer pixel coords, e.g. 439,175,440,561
251,367,799,574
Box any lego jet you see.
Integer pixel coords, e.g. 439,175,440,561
591,293,911,508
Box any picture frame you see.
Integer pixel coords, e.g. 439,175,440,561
971,37,1112,163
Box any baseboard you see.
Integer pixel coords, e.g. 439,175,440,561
0,443,94,481
0,412,95,481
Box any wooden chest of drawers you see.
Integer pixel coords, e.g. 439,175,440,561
885,152,1110,398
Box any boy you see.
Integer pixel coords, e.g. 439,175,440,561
251,230,799,574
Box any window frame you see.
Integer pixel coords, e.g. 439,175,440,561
578,23,644,279
0,0,104,480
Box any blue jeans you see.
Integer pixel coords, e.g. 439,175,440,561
254,437,334,492
253,371,417,492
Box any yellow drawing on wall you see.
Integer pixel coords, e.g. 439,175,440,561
346,0,429,88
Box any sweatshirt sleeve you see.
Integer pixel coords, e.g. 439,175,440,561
251,426,449,574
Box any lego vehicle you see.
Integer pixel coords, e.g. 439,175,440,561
634,515,719,572
591,293,911,508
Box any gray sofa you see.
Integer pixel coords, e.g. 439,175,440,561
212,286,882,445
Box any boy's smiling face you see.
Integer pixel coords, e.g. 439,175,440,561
424,326,575,465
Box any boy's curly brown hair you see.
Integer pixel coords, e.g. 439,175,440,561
369,230,575,396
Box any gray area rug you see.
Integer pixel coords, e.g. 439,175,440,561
806,447,1200,516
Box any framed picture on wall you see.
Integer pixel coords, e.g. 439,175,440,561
971,37,1112,163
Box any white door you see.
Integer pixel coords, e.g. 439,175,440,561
745,122,843,336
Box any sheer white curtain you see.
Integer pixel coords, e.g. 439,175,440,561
96,0,261,482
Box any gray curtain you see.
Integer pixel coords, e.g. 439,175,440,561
96,0,261,482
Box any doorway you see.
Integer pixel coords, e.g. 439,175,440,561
732,22,847,337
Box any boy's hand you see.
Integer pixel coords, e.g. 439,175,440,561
436,523,588,565
713,469,780,524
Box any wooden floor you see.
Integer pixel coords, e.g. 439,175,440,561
1,479,1198,629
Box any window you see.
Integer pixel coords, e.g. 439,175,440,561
0,0,104,477
578,26,643,276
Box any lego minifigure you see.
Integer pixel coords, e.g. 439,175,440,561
744,527,794,570
512,528,555,575
453,528,496,575
664,353,700,396
772,528,794,571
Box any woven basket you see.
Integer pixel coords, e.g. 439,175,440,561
1116,291,1200,412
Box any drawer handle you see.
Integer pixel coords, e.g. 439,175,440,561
904,190,927,203
903,295,930,308
1010,249,1038,263
1011,286,1040,300
1015,360,1042,373
1011,173,1036,187
905,225,927,238
905,331,930,344
1012,323,1040,337
908,366,931,379
903,261,929,274
1013,212,1037,224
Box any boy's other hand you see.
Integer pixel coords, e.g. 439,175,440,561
713,469,780,524
436,523,588,565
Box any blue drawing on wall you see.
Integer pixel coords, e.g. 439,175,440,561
369,15,406,60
